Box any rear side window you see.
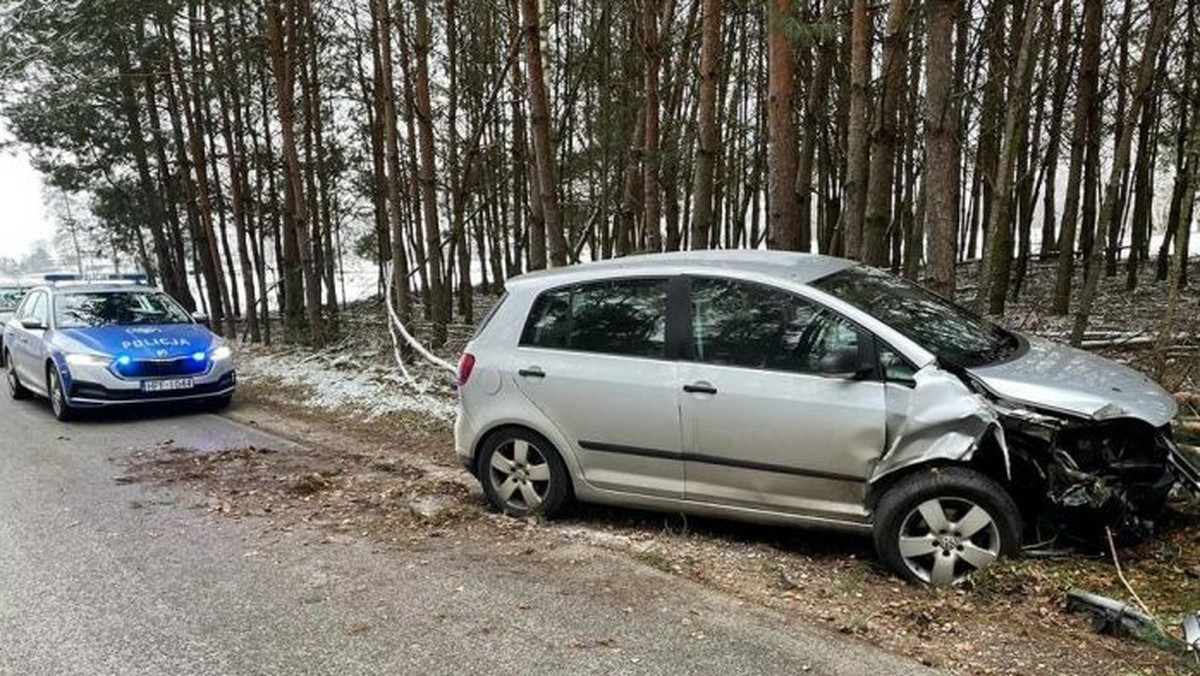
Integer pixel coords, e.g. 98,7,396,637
522,289,570,349
521,279,668,359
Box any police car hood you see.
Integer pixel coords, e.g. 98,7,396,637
56,324,215,359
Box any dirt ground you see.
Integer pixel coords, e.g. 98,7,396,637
120,259,1200,675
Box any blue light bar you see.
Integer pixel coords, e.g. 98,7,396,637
107,273,149,284
43,273,80,283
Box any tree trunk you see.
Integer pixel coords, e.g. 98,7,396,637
861,0,908,266
766,0,798,250
266,0,324,347
923,0,959,298
691,0,720,251
411,0,449,345
1070,0,1178,345
979,0,1043,315
520,0,568,266
843,0,871,259
1051,0,1101,315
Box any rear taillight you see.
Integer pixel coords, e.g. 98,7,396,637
456,353,476,387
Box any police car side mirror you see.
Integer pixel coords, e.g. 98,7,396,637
20,317,45,331
192,312,210,326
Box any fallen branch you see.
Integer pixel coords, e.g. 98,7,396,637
1105,527,1154,621
383,264,457,376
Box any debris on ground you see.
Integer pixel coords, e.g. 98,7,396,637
1066,588,1156,637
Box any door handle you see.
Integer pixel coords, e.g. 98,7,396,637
683,382,718,395
518,367,546,379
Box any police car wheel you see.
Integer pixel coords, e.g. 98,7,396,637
206,394,232,412
6,353,30,400
47,367,74,422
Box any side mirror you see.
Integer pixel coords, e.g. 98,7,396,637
820,347,871,380
20,317,45,331
192,312,210,326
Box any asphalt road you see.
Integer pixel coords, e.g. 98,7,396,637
0,392,938,676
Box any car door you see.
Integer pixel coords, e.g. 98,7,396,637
512,277,685,499
10,291,48,386
678,277,888,524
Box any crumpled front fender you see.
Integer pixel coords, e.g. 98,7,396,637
869,366,1009,483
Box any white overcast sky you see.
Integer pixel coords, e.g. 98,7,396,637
0,119,52,261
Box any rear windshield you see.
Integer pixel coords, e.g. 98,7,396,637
55,291,193,328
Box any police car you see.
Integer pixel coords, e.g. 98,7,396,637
0,278,29,366
3,274,235,421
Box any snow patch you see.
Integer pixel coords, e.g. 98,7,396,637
239,348,457,422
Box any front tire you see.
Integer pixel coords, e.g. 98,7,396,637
206,393,233,412
477,428,571,518
47,366,74,422
7,352,30,400
874,466,1021,586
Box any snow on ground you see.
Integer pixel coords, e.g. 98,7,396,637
237,344,457,423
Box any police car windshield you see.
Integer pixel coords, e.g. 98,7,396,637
55,291,193,328
0,287,24,312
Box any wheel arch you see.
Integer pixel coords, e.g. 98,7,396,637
472,422,575,490
866,433,1016,515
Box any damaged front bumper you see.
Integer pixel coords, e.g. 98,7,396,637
870,364,1198,548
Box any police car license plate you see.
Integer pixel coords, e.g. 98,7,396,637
143,378,194,393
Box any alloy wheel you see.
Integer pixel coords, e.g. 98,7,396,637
488,438,552,511
898,497,1001,585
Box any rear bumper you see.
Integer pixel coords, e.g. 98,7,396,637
454,404,479,472
67,372,236,407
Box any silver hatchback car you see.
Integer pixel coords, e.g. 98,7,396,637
454,251,1199,585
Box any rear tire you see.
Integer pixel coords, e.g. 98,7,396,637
477,428,571,518
6,352,29,400
874,466,1021,586
47,366,74,422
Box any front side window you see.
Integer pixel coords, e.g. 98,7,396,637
690,277,860,374
55,292,194,328
23,292,48,325
521,279,668,358
878,343,917,385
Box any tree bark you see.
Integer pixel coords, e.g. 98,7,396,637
923,0,959,298
691,0,721,251
843,0,871,259
766,0,798,250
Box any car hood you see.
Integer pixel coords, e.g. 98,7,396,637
55,324,217,359
967,336,1177,427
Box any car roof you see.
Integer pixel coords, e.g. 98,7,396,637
506,250,856,290
31,283,164,295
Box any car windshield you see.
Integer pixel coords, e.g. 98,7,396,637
55,291,194,328
813,266,1019,368
0,287,25,312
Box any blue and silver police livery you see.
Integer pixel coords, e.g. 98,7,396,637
2,274,235,421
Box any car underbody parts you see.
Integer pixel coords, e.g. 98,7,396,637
1065,589,1155,638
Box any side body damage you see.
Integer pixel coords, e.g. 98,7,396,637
870,365,1199,547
